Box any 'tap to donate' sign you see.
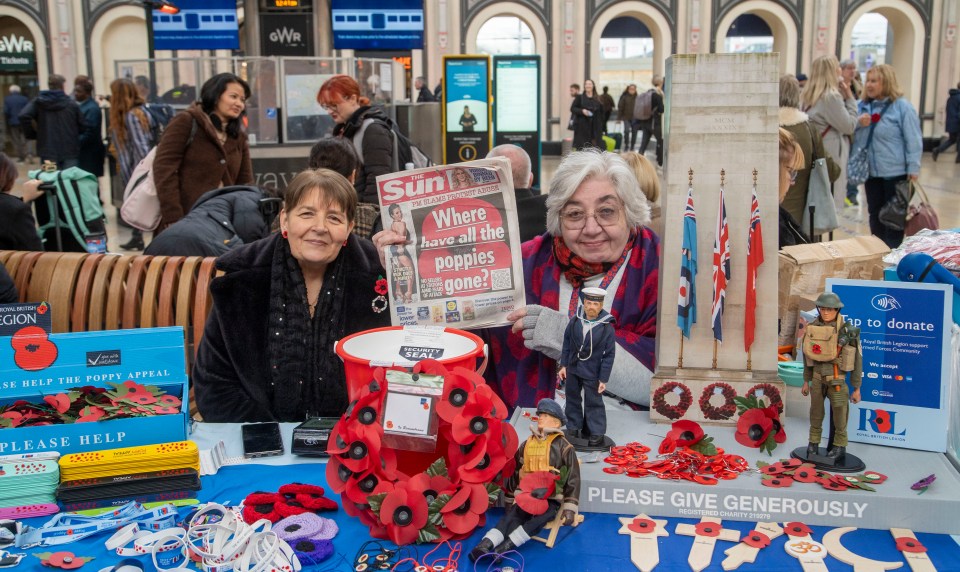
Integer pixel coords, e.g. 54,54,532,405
827,279,953,452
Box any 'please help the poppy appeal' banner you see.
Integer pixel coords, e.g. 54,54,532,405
376,157,525,329
827,279,953,452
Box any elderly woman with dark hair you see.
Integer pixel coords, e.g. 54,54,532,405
374,149,660,409
154,73,254,231
193,169,391,422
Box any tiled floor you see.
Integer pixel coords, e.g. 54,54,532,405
13,149,959,251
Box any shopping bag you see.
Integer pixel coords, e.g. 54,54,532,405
878,179,912,232
904,181,939,236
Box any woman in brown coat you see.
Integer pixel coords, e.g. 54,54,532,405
153,73,253,230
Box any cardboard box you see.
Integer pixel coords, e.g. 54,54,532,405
0,327,188,456
778,236,890,346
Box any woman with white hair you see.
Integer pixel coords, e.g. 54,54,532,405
496,149,659,409
801,55,859,209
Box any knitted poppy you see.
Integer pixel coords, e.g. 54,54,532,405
242,492,283,524
275,498,311,518
439,481,490,535
378,479,429,545
279,483,338,512
513,471,558,516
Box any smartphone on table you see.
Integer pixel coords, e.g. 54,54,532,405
241,422,284,459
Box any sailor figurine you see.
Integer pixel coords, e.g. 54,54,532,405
559,287,615,447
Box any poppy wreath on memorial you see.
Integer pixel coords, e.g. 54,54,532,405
745,383,784,414
327,360,517,545
652,382,693,420
698,382,738,420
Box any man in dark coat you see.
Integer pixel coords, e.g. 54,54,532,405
18,74,84,169
598,86,615,126
144,186,277,257
932,82,960,162
617,85,638,152
638,76,665,166
3,85,29,161
73,77,105,177
560,287,615,446
487,144,546,242
415,77,434,102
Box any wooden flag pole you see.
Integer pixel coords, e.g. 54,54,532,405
678,167,695,371
713,339,718,369
678,335,684,369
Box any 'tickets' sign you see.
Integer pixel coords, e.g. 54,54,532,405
827,279,953,452
0,34,35,71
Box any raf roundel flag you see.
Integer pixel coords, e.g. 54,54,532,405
677,185,698,338
711,187,730,342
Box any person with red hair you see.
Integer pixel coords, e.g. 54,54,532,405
318,75,395,206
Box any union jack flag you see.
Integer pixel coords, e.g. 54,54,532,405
744,187,764,352
677,185,697,338
712,187,730,342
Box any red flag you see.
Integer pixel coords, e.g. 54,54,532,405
744,187,764,352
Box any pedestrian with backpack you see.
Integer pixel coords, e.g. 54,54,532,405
153,73,253,232
319,75,396,206
636,77,664,165
108,78,155,250
617,84,639,152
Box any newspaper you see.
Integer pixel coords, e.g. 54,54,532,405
376,157,526,328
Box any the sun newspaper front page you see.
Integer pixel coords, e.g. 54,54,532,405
376,157,526,328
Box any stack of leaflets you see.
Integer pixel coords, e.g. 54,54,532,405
0,454,60,518
58,442,200,511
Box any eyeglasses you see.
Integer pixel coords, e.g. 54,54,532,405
560,205,623,229
321,103,338,113
788,168,798,184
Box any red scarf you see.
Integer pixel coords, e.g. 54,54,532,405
551,231,635,288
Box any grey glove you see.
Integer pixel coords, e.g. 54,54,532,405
519,305,567,360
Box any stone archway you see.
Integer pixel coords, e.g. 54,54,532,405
840,1,925,108
0,7,48,84
589,1,672,82
89,5,149,98
714,0,798,74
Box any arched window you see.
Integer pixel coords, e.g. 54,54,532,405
476,16,534,55
598,16,653,94
850,12,889,77
723,13,773,53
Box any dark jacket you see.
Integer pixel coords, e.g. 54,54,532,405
0,193,42,251
333,106,394,204
3,92,28,126
77,98,106,177
560,308,616,382
571,94,604,150
18,90,84,162
946,89,960,133
0,264,16,304
779,205,809,249
144,186,272,257
506,429,581,515
416,85,435,102
192,232,391,422
617,91,637,122
515,188,548,243
153,103,253,228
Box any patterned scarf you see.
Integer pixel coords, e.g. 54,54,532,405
551,232,635,288
266,238,349,420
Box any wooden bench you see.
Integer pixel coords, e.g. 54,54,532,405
1,251,220,418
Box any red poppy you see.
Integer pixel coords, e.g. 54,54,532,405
820,478,848,492
743,530,771,548
780,459,803,469
326,456,353,494
440,481,490,535
658,437,677,455
408,472,455,506
344,470,384,505
242,492,283,524
343,500,389,540
42,552,86,569
378,479,429,545
871,113,881,123
761,405,786,443
862,471,888,484
894,537,927,553
761,477,792,488
75,406,107,423
436,369,478,423
514,471,559,516
667,420,705,446
375,278,388,296
159,394,181,407
43,394,71,414
342,378,386,450
627,518,657,534
154,405,180,415
784,522,812,537
735,408,772,448
792,466,818,483
759,463,786,476
871,409,893,434
694,522,722,537
275,498,312,518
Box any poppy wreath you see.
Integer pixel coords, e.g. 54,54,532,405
652,382,693,420
698,382,738,420
733,394,786,456
0,381,182,429
328,360,517,545
745,383,783,414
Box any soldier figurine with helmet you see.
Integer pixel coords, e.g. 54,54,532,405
800,291,863,465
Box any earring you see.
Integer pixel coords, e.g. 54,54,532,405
343,239,348,246
282,230,288,238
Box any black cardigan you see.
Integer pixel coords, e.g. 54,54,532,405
192,232,391,422
0,193,43,251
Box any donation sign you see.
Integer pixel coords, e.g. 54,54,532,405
376,157,525,328
827,279,953,452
